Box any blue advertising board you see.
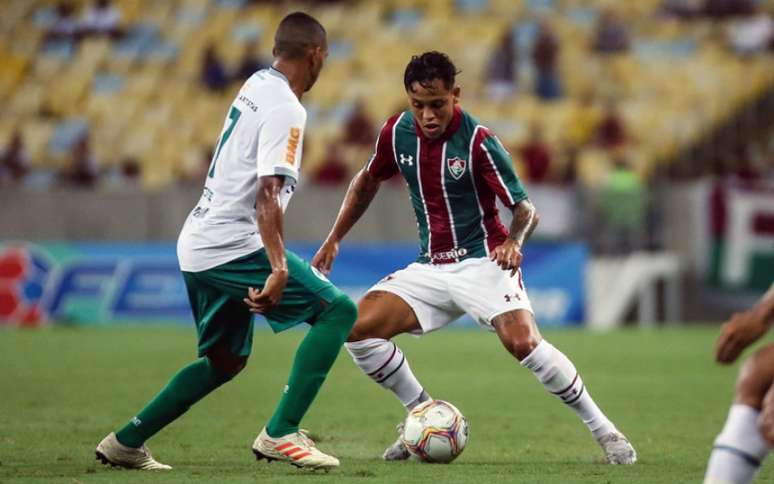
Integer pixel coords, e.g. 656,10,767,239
0,241,586,327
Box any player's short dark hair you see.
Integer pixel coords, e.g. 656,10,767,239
404,51,460,92
273,12,326,60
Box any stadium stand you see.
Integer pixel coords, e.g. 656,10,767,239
0,0,772,189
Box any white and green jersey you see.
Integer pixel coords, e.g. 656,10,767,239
177,68,305,272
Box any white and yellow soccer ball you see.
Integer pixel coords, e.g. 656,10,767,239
401,399,469,463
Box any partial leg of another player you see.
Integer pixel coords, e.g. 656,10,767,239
96,342,245,470
704,344,774,484
252,293,358,470
345,291,432,460
492,309,637,464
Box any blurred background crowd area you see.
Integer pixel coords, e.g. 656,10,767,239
0,0,772,193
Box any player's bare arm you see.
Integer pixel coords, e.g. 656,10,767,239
312,168,382,274
490,199,539,277
716,284,774,364
244,175,289,313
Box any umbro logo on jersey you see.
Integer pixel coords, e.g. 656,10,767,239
399,154,414,166
447,157,467,180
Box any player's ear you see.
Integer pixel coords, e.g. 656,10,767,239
311,46,324,68
452,85,460,104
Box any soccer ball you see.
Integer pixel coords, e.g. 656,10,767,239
401,399,469,463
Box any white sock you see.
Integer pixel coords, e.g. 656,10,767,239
520,340,616,440
704,404,770,484
346,338,429,410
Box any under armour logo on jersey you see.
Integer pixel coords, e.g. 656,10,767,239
399,154,414,166
504,293,521,302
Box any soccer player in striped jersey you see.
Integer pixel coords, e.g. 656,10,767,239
95,13,355,471
313,51,637,464
705,283,774,484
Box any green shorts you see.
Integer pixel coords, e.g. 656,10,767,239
182,249,344,358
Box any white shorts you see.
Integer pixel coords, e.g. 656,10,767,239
368,257,533,334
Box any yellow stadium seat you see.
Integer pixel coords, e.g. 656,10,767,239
0,0,769,187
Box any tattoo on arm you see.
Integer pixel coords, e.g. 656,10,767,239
328,169,381,242
349,172,379,220
508,200,537,246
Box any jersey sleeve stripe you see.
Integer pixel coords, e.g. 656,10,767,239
468,125,489,256
480,141,517,206
366,112,404,179
439,142,459,261
415,137,432,256
391,112,407,168
365,122,386,172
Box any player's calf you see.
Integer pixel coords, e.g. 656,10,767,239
494,309,635,463
345,291,427,409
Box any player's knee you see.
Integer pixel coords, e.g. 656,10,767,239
213,356,248,380
206,348,248,380
347,312,381,342
501,334,540,361
317,294,357,334
347,322,369,342
338,295,359,327
331,294,358,328
493,312,541,361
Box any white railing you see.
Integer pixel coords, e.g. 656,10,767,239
587,252,682,329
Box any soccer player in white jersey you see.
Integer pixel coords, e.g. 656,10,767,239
313,51,637,465
705,283,774,483
96,12,356,471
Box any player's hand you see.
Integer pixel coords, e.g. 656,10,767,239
715,309,768,364
312,239,339,276
490,239,523,277
243,270,288,314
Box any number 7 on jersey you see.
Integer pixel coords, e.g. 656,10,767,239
208,106,242,178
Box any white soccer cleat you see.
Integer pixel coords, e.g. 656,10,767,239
598,431,637,464
95,432,172,470
382,422,411,461
252,427,339,470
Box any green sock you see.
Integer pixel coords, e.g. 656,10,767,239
116,357,230,448
266,295,357,437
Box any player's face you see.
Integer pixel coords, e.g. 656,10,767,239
407,80,460,139
305,43,328,92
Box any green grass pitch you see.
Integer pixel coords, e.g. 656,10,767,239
1,325,771,483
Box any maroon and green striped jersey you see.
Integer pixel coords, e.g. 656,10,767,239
366,105,528,264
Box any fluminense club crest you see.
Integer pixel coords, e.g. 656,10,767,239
447,157,467,180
